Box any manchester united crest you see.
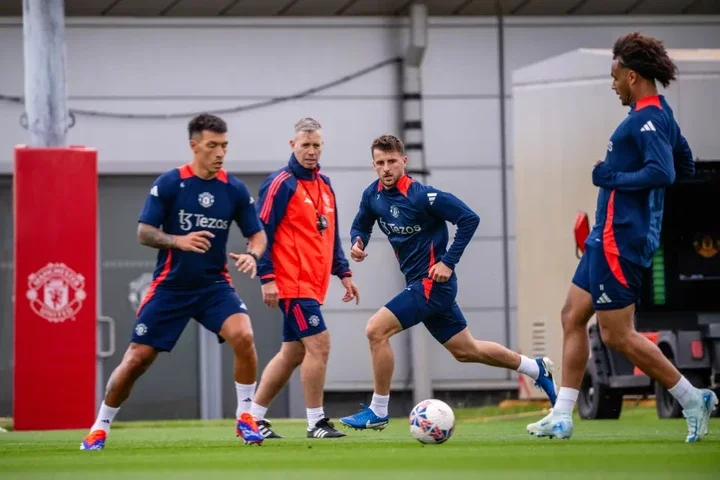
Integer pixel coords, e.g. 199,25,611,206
198,192,215,208
26,263,86,323
694,235,720,259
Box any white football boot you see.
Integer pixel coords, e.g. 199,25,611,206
683,388,718,443
526,409,574,440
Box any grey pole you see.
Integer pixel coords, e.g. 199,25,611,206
403,3,432,406
198,325,223,419
22,0,69,147
495,1,513,379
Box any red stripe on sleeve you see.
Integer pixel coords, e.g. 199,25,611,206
260,171,291,223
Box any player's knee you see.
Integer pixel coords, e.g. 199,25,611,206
226,327,255,351
307,344,330,364
561,286,593,333
599,324,629,351
280,346,305,368
560,302,584,333
444,333,474,363
304,333,330,364
315,338,331,362
365,322,386,345
287,350,305,368
122,345,155,375
366,310,399,345
449,346,473,363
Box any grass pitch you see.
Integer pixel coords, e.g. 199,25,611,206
1,405,718,479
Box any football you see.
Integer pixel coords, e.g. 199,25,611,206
408,399,455,444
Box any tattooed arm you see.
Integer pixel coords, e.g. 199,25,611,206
137,223,177,249
137,223,213,253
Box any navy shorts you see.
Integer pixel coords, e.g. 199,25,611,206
572,246,647,311
280,298,327,342
133,283,248,352
385,278,467,344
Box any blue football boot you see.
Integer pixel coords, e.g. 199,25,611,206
534,357,558,406
339,404,389,431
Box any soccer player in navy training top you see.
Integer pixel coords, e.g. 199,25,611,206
81,114,268,450
527,33,717,442
339,135,558,430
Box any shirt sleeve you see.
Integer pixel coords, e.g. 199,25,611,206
232,179,264,238
255,172,293,284
320,178,352,279
138,173,175,228
349,188,376,250
673,129,695,181
421,185,480,270
592,116,675,191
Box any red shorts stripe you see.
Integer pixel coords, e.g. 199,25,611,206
601,191,628,288
604,250,629,289
293,304,308,331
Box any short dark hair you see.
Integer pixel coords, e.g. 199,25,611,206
612,32,678,88
188,113,227,140
371,134,405,157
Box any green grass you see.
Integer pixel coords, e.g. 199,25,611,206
1,406,719,479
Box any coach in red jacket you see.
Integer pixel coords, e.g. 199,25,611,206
248,117,359,439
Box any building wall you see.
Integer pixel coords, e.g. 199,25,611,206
0,15,718,407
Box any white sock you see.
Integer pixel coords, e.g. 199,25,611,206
369,393,390,418
249,402,268,421
516,355,540,380
235,382,256,418
668,376,697,409
307,407,325,430
553,387,579,415
91,402,120,433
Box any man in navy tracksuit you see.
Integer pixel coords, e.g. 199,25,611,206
527,32,718,442
339,134,558,431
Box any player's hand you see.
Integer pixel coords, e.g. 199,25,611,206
341,276,360,305
350,237,368,262
229,252,256,279
175,231,214,253
261,281,280,308
428,261,452,283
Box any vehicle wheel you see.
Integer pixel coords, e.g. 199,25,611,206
578,363,623,419
655,345,709,419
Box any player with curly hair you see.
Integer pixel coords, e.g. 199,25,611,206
526,32,717,442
